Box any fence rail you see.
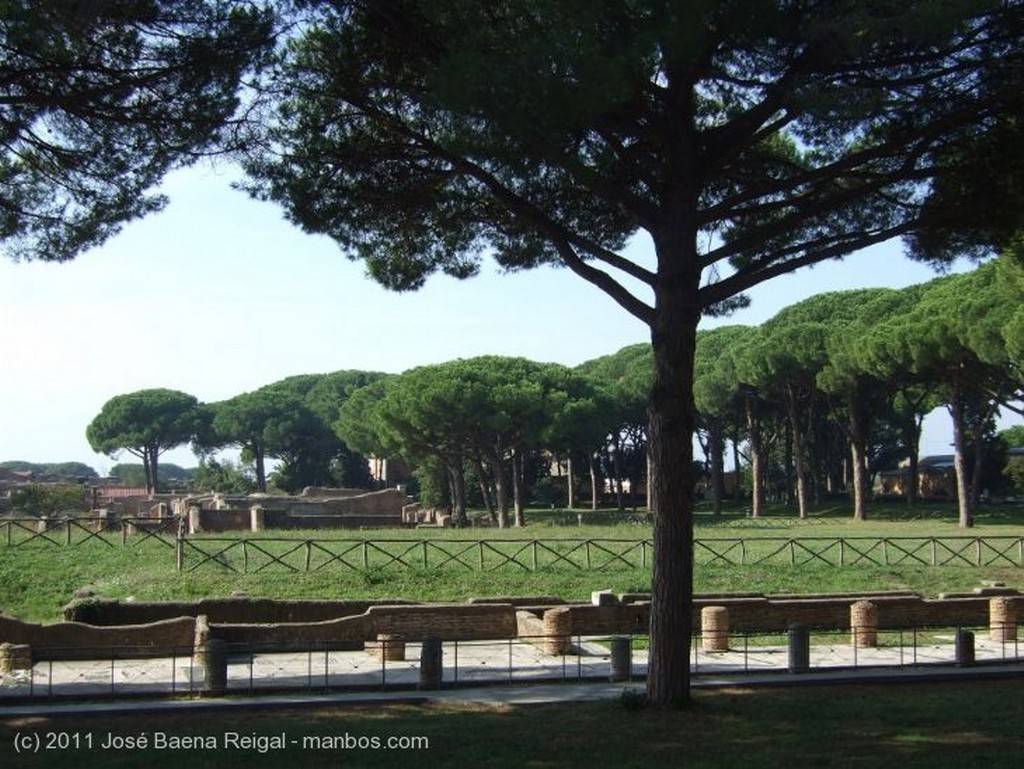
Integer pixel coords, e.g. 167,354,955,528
0,516,180,549
2,625,1021,702
2,518,1023,570
176,535,1024,572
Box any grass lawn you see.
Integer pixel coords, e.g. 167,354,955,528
1,500,1023,623
2,679,1023,768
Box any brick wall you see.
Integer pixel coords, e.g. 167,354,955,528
186,489,411,532
213,614,372,649
0,615,195,659
63,597,415,625
368,603,517,640
20,591,1022,662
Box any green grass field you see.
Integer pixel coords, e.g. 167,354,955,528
3,500,1024,768
2,500,1023,623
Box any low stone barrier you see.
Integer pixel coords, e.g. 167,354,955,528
63,597,414,626
368,603,517,641
212,614,372,650
7,590,1021,664
0,614,195,661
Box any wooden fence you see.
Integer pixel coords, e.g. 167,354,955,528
175,535,1024,573
2,518,1022,572
0,516,180,549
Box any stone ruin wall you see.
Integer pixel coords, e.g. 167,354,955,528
178,487,416,532
4,589,1020,665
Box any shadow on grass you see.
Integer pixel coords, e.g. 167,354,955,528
2,679,1023,768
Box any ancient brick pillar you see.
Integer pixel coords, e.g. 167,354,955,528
701,606,730,652
990,596,1018,643
850,600,878,648
542,606,574,656
0,643,32,673
368,633,406,661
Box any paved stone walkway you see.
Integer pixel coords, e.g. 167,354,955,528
1,632,1021,703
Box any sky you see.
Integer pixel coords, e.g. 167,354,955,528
1,163,1015,474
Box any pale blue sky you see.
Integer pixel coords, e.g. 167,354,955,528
0,163,1010,473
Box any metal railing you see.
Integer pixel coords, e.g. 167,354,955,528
2,625,1020,702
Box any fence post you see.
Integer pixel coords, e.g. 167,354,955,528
176,536,184,571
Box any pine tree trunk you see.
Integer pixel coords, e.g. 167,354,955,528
590,453,599,511
849,395,869,522
487,450,509,528
612,435,625,510
646,310,697,708
746,394,764,518
709,417,724,516
645,210,700,707
566,455,576,509
254,447,267,493
449,459,468,526
850,439,868,522
512,448,526,527
472,455,496,521
949,385,973,528
787,386,810,519
143,447,156,496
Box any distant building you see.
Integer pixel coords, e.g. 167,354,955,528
877,454,958,500
366,456,412,489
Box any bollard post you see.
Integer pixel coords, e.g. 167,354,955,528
955,629,975,666
850,600,879,648
701,606,730,652
199,638,228,696
419,637,443,690
990,597,1018,643
609,636,632,682
788,624,810,674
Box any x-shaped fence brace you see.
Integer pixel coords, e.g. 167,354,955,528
6,517,66,547
182,539,243,573
310,540,369,572
3,516,180,549
125,518,179,550
172,535,1024,573
695,539,746,566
